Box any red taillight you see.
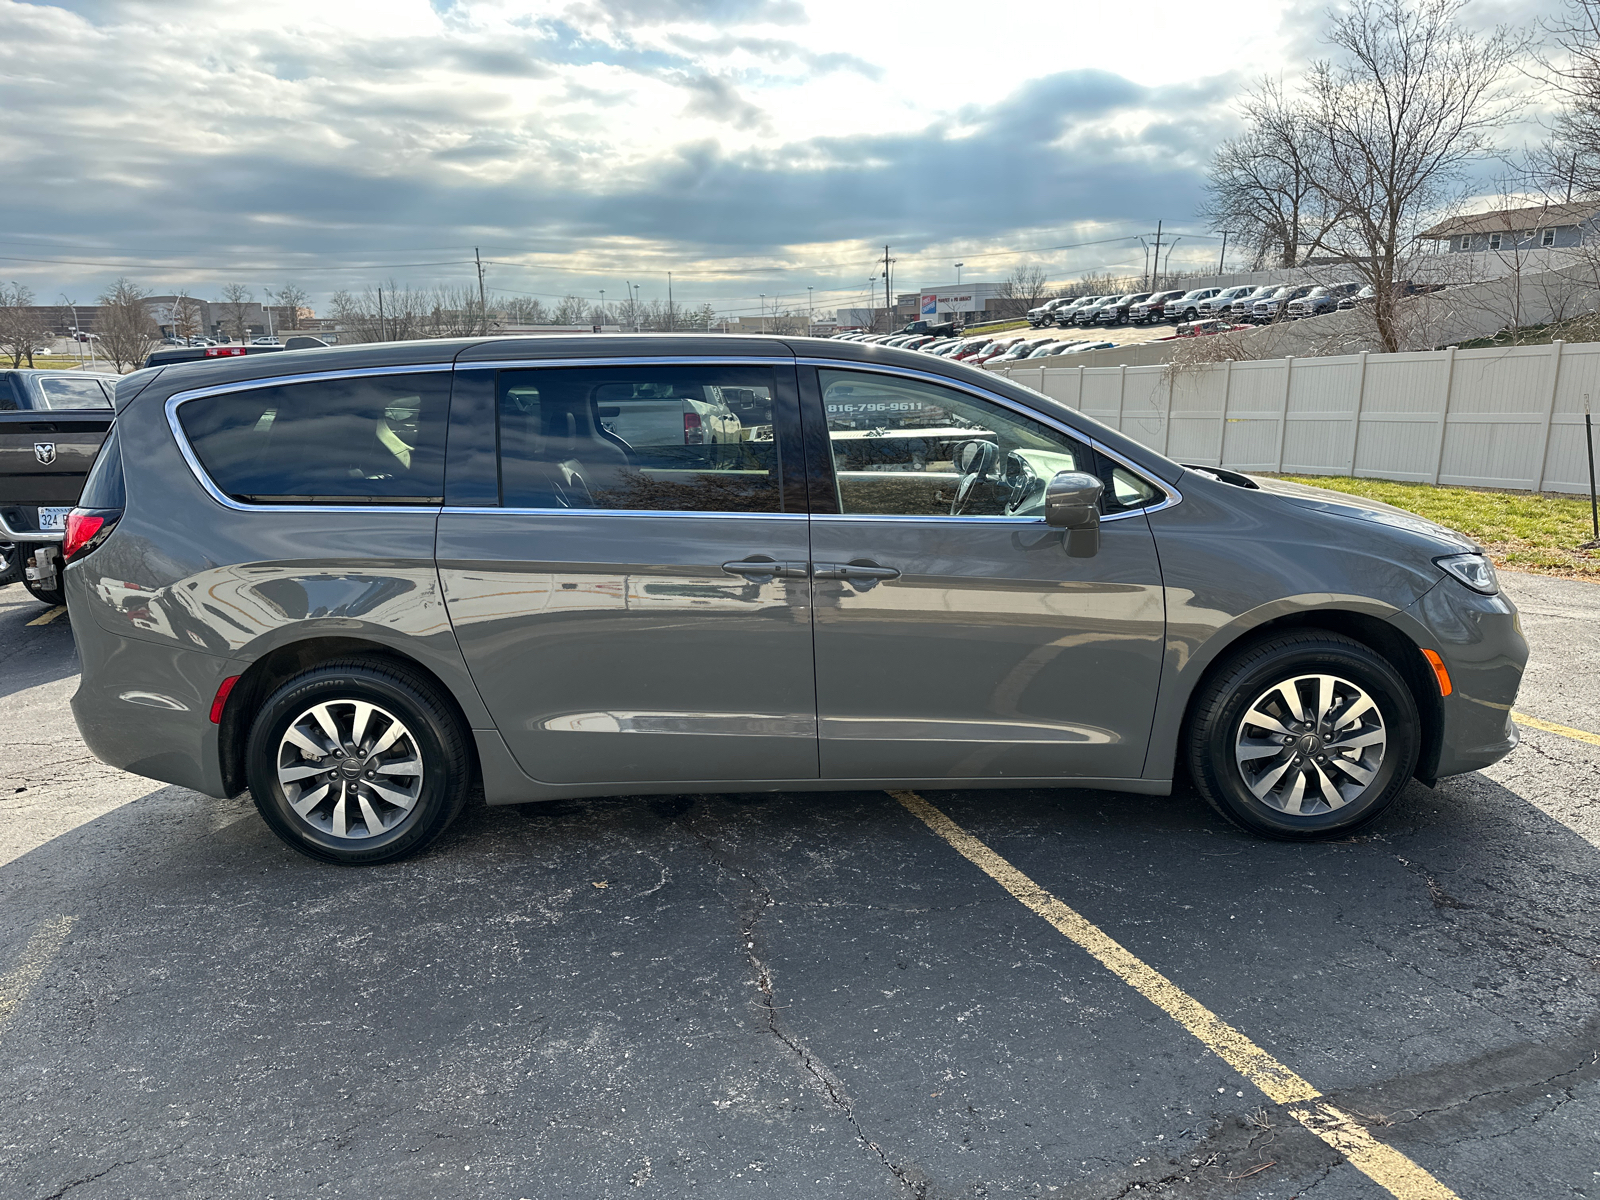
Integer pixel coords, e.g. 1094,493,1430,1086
683,411,703,444
62,511,104,559
210,675,242,724
204,346,247,357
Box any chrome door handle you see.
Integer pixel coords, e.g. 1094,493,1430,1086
722,558,809,579
813,561,901,581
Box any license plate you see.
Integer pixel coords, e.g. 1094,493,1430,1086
38,506,71,532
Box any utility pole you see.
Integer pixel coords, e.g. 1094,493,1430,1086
807,285,813,335
760,294,766,334
599,289,606,329
377,287,386,342
1149,220,1162,290
882,245,894,331
474,247,487,334
1218,232,1228,275
667,272,674,331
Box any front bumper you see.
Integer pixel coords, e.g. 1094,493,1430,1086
1390,576,1529,780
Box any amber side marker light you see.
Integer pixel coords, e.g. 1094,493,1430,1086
1420,649,1453,697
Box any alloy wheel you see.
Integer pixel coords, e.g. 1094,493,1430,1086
1233,674,1387,816
276,699,425,840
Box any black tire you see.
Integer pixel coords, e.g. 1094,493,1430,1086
1185,632,1420,840
22,576,65,607
245,658,471,865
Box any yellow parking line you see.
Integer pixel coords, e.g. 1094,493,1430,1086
25,605,67,626
889,790,1461,1200
1513,711,1600,748
0,915,76,1042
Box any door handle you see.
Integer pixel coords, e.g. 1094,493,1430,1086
813,561,901,581
722,558,809,579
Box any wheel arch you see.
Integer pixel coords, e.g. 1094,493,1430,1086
1164,607,1443,789
217,636,479,798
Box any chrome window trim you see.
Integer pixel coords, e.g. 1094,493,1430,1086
797,357,1182,520
442,506,799,520
164,364,455,516
457,356,791,371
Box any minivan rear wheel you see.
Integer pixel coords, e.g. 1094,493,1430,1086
245,659,470,865
1185,632,1420,840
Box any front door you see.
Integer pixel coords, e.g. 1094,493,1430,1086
437,362,818,785
804,366,1167,783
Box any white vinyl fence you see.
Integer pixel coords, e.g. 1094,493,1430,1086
1000,339,1600,494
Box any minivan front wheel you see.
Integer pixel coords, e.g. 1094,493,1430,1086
1185,632,1420,840
245,659,470,865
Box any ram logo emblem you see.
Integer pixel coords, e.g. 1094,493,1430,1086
34,443,56,466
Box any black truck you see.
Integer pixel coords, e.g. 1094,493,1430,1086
1,338,328,605
1,370,121,604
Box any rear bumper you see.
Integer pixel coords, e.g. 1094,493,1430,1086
66,564,232,798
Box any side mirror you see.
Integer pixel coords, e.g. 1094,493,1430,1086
1043,470,1103,557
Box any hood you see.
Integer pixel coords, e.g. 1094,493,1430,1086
1241,473,1479,553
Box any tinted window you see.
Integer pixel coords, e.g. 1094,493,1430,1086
79,423,125,509
819,369,1158,518
37,376,114,410
178,371,450,504
496,366,784,513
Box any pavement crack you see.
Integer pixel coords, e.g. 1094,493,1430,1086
678,804,927,1197
34,1160,134,1200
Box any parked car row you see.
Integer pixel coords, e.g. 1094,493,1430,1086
829,330,1118,364
1020,278,1440,331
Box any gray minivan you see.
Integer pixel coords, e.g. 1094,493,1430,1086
63,335,1526,864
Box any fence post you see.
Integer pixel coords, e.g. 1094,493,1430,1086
1117,363,1129,440
1273,356,1294,472
1534,340,1564,493
1431,345,1458,485
1347,351,1369,476
1038,365,1046,397
1214,360,1232,466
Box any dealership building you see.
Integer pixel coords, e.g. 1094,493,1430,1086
837,282,1008,330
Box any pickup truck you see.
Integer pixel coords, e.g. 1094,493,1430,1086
1,369,120,604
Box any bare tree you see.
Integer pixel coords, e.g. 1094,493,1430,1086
166,292,203,342
995,264,1052,319
552,295,590,325
500,296,548,325
690,302,720,331
1308,0,1522,351
219,283,253,343
272,283,309,331
1537,0,1600,197
0,283,49,367
96,278,159,372
1203,79,1347,268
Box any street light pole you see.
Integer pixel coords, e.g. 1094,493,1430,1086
759,294,766,334
955,262,963,285
61,295,82,368
807,286,813,335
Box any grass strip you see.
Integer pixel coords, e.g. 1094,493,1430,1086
1275,474,1599,579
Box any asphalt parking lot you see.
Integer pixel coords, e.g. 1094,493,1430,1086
2,573,1598,1199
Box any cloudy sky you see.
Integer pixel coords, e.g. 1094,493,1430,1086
0,0,1552,319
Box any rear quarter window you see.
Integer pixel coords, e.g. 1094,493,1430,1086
176,371,451,504
37,376,115,410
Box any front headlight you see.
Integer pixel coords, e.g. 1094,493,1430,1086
1436,553,1499,595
